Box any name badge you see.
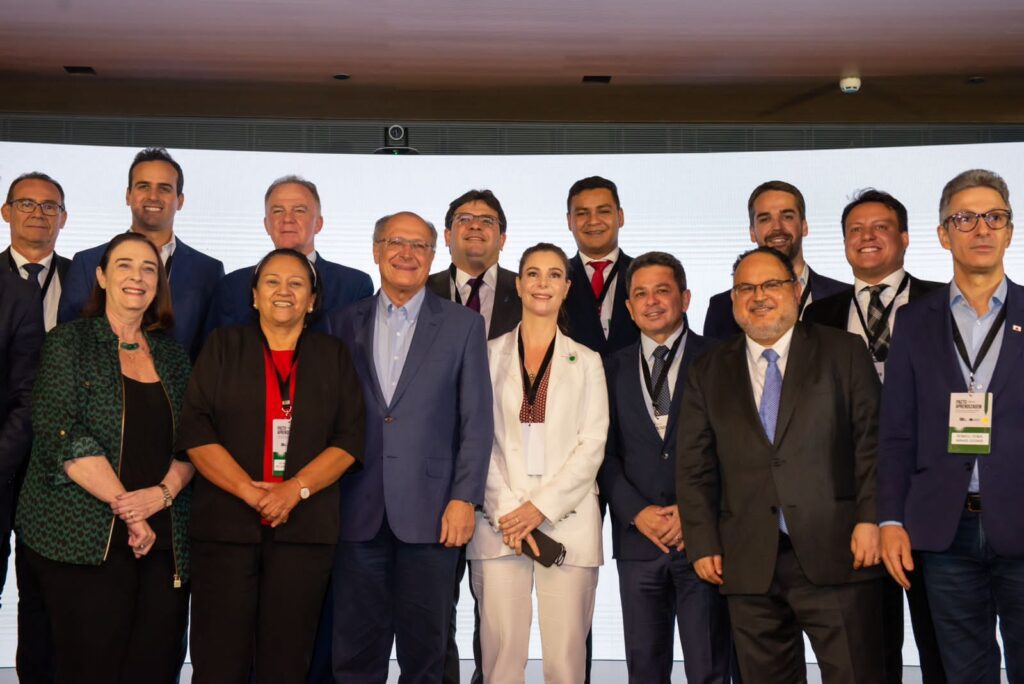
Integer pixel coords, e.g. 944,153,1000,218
948,392,993,454
874,361,886,384
522,422,546,476
653,414,669,440
272,418,292,477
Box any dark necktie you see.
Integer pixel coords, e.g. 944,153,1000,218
866,284,891,362
22,263,44,294
465,277,483,313
651,344,672,416
589,260,611,305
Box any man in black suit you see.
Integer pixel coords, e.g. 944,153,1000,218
428,189,521,684
564,176,639,356
679,246,885,683
703,181,848,339
804,189,946,684
600,252,732,684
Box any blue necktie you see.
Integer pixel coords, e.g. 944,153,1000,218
759,348,789,534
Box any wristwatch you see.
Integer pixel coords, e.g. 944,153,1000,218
295,477,310,500
158,484,173,509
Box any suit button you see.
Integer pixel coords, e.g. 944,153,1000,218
662,452,669,460
384,416,394,424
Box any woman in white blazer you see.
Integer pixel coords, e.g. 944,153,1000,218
467,242,609,684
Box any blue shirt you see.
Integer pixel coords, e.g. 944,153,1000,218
950,277,1007,494
373,287,426,406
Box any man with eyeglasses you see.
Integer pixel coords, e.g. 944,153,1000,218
678,245,885,683
804,189,946,684
703,180,848,340
328,212,492,683
2,172,72,332
878,169,1024,683
205,176,372,339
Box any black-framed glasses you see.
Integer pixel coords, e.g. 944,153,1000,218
7,198,65,217
943,209,1012,233
374,237,435,255
452,212,499,229
732,278,795,297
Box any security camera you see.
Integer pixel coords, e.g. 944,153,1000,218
386,125,407,143
839,76,861,94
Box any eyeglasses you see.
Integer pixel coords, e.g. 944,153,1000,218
7,198,65,217
374,237,435,255
452,213,499,229
732,278,795,297
943,209,1013,233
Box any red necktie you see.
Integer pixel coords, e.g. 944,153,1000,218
589,260,611,303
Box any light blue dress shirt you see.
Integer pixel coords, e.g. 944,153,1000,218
373,287,426,406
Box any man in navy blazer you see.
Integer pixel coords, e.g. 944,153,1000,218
879,169,1024,683
703,181,848,339
329,212,493,682
563,176,639,356
599,252,732,684
58,148,223,359
204,176,372,337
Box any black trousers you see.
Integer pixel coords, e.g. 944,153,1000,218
189,532,334,684
26,544,189,684
15,535,55,684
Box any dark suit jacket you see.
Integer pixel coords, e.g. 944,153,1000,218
58,236,224,359
702,267,849,340
565,252,639,356
0,272,44,484
599,331,713,561
802,273,944,330
176,325,365,545
328,290,493,544
204,253,373,336
878,280,1024,557
426,264,521,340
1,246,71,285
677,322,882,594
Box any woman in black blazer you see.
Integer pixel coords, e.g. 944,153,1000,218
177,248,365,684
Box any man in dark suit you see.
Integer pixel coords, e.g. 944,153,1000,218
329,212,493,683
205,175,373,338
879,169,1024,683
679,246,885,683
805,189,946,684
563,176,639,356
58,147,224,359
428,189,520,684
600,251,732,684
703,181,848,339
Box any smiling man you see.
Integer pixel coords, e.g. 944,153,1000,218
58,148,224,359
703,181,849,339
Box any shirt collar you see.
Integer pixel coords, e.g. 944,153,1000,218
640,322,687,360
950,276,1008,315
379,286,427,322
307,250,318,264
797,263,810,288
159,234,176,265
9,246,55,271
454,263,498,290
583,246,620,267
746,325,795,365
854,268,906,296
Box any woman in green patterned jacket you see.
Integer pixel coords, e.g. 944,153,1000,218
16,232,193,684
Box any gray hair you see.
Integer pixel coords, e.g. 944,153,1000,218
939,169,1011,221
373,212,438,244
264,175,321,208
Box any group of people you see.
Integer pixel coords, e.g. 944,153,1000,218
0,145,1019,684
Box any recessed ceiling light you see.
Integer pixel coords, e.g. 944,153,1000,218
63,66,96,75
582,75,612,84
332,73,351,81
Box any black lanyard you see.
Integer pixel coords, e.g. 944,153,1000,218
448,263,484,306
260,330,303,417
640,328,685,411
588,259,620,310
851,274,910,358
518,331,556,406
8,251,57,300
951,304,1007,392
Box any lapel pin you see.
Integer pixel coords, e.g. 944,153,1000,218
1013,324,1022,333
568,354,577,363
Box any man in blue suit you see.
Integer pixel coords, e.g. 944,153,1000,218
600,252,733,684
879,168,1024,683
329,211,493,683
703,181,848,339
58,147,223,359
204,175,373,337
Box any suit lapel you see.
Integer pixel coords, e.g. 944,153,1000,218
0,248,15,274
388,292,442,408
929,287,969,392
490,268,519,340
352,298,387,409
168,238,191,300
619,341,663,444
723,336,770,447
987,281,1024,397
664,333,699,446
773,325,812,446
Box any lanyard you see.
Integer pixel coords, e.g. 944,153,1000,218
518,331,556,406
797,278,812,316
447,263,485,305
851,274,910,358
588,259,620,310
8,251,57,300
951,304,1007,392
640,329,685,411
260,330,303,417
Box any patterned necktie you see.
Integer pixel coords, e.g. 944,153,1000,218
651,344,672,416
465,276,483,313
866,284,891,362
759,348,782,442
589,259,612,304
22,263,44,293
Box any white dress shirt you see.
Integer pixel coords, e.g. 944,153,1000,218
10,247,60,331
583,246,620,340
637,324,687,426
450,263,498,336
845,268,909,341
744,327,794,410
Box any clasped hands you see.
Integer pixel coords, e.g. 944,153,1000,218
110,486,164,558
498,501,545,557
634,505,685,553
243,480,302,527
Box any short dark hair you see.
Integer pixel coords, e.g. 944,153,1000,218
82,233,175,332
840,189,908,235
747,181,806,225
128,148,184,195
249,248,322,324
264,175,321,208
444,189,507,234
566,176,621,213
517,242,571,334
6,172,66,204
626,251,687,293
732,246,798,282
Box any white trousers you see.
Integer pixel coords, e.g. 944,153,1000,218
471,555,598,684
